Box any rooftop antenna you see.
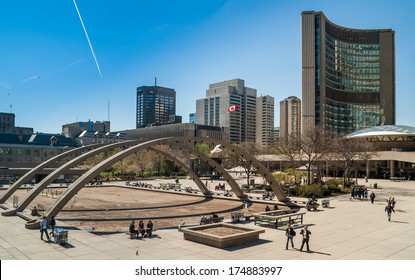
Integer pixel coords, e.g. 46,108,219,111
107,100,110,122
155,77,157,86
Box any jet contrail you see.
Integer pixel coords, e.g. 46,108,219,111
0,82,12,90
18,75,40,85
72,0,103,78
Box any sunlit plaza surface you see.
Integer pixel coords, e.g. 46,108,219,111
0,177,414,260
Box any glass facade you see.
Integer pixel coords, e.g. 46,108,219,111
320,16,388,134
136,86,176,128
302,11,394,136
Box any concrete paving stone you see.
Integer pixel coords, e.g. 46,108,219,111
141,247,194,260
173,254,219,260
71,252,116,260
385,245,415,259
59,245,101,258
0,254,17,260
26,251,69,260
338,250,385,260
7,247,30,259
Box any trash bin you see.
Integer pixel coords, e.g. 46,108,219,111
374,183,378,189
54,228,68,245
321,199,330,208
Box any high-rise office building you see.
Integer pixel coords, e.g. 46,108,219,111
196,79,256,144
256,95,274,149
280,96,301,143
301,11,395,135
136,85,176,128
273,127,280,145
189,113,196,124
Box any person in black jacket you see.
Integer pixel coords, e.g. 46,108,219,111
300,226,311,252
138,220,146,237
49,216,56,237
129,220,139,238
370,191,376,204
285,224,296,250
146,220,153,237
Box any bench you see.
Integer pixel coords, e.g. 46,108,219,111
126,232,135,239
390,177,406,182
200,216,224,225
254,211,306,229
290,199,308,205
231,210,253,221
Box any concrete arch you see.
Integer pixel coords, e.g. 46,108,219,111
0,143,104,204
8,138,233,218
168,143,246,198
14,138,248,218
10,139,234,217
25,137,285,228
26,138,177,227
166,137,287,202
2,140,143,216
146,147,209,194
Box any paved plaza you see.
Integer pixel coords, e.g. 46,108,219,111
0,178,414,260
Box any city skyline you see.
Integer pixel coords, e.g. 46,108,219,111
1,0,414,134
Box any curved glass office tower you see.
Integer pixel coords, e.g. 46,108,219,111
301,11,395,135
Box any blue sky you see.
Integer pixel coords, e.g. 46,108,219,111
1,0,414,133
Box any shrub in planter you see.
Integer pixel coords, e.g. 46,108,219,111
298,184,323,198
321,186,332,197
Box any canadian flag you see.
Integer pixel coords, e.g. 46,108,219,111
228,105,238,112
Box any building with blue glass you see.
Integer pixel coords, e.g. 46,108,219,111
136,85,176,128
301,11,395,135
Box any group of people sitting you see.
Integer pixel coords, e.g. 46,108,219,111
129,220,153,238
214,183,226,191
199,212,219,225
265,204,279,212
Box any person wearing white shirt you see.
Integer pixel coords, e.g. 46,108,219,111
40,216,50,241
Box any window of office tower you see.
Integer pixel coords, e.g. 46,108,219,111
325,100,380,134
324,34,381,93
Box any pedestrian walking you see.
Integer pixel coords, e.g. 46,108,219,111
40,216,50,241
49,216,56,237
391,197,396,209
370,191,376,204
385,204,395,222
285,224,296,250
299,226,311,252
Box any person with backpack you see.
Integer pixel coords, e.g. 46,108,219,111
285,223,296,250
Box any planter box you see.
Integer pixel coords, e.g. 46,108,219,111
181,223,264,249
